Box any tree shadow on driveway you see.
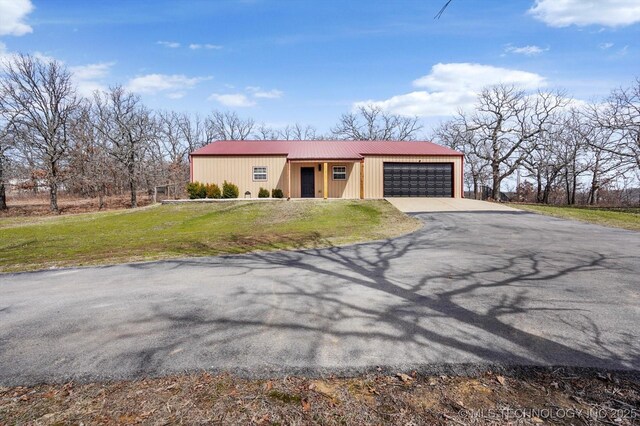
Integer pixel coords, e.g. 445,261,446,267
111,212,640,377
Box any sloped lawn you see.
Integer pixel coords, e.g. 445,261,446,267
0,200,419,273
512,204,640,231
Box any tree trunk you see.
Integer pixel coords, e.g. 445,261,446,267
542,182,552,204
535,170,543,203
564,170,571,205
129,172,137,208
491,163,501,202
588,178,598,205
99,182,105,210
589,157,600,206
0,182,6,210
472,176,479,200
0,154,6,210
128,150,137,208
49,182,58,212
49,161,59,212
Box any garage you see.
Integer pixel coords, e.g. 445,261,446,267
383,162,453,197
191,140,464,198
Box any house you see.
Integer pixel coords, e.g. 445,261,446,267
190,140,464,199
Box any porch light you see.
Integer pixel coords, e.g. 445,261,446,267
318,164,322,172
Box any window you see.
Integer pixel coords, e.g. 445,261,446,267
332,166,346,180
253,166,267,181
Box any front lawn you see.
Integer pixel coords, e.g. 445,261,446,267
511,204,640,231
0,200,419,273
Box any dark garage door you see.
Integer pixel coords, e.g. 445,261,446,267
383,162,453,197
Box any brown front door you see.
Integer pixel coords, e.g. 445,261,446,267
300,167,315,198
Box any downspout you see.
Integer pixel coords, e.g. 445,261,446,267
460,155,464,198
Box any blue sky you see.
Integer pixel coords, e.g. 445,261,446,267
1,0,639,133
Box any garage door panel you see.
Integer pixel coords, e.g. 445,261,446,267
383,162,453,197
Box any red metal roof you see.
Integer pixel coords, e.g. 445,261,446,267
191,140,463,159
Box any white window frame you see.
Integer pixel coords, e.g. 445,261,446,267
253,166,268,181
332,165,347,181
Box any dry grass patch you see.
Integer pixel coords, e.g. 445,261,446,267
1,370,638,425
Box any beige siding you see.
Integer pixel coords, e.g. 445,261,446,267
364,156,463,198
289,161,360,198
192,154,462,199
191,155,288,196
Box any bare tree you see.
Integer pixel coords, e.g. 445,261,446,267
282,123,318,140
157,111,194,186
177,112,206,152
462,85,567,200
331,104,422,141
556,109,590,205
67,102,115,209
254,122,320,140
585,136,626,205
594,79,640,172
521,123,566,204
93,86,155,208
205,111,254,140
0,54,80,211
434,119,489,199
253,123,279,140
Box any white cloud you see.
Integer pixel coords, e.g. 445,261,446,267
157,41,180,48
208,93,256,107
70,62,115,96
354,62,546,117
0,0,33,36
189,43,222,50
599,42,614,49
71,62,114,81
529,0,640,27
245,86,283,99
412,63,545,91
504,44,548,56
126,73,210,96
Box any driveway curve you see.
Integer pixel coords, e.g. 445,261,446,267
1,211,639,385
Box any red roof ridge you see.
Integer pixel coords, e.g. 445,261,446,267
191,140,463,158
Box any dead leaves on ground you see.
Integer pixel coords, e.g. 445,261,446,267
1,370,639,425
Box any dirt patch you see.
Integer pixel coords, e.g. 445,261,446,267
0,194,154,217
1,370,638,425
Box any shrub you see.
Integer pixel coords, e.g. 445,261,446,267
258,187,270,198
186,182,206,199
205,183,222,199
222,180,239,199
271,188,284,199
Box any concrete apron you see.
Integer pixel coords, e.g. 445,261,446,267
385,197,520,213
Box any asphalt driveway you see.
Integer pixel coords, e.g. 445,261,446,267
1,210,639,385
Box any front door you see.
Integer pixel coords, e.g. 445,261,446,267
300,167,315,198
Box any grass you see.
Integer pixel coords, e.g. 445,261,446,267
0,200,419,273
1,370,638,425
511,204,640,231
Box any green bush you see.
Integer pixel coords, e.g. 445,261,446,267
271,188,284,199
186,182,206,199
222,180,239,199
205,183,222,199
258,187,270,198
